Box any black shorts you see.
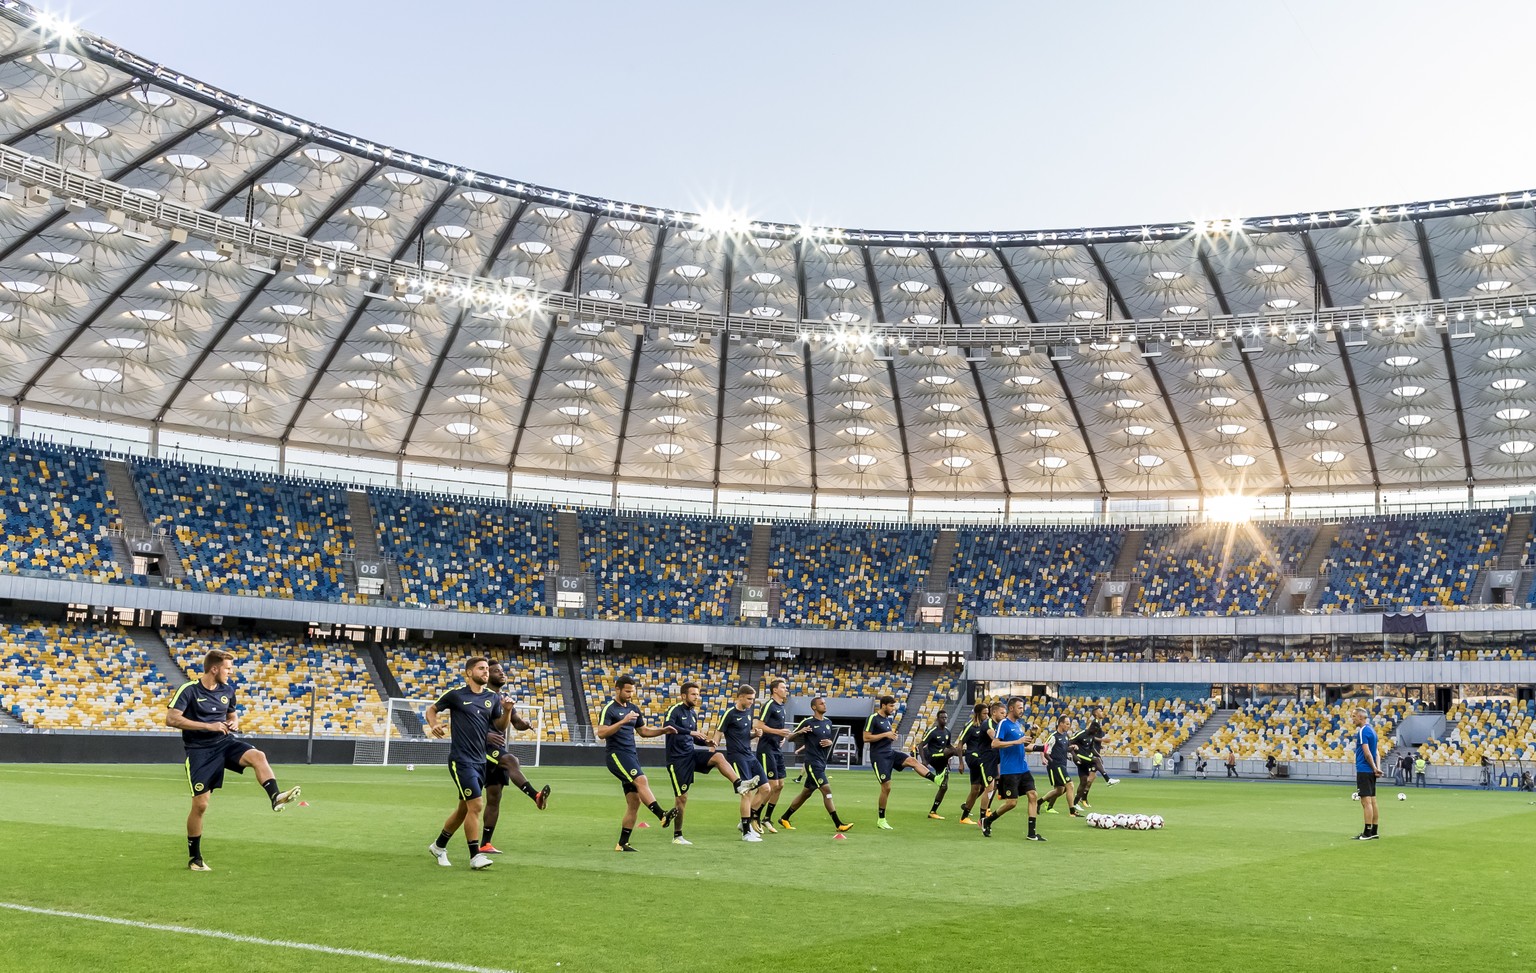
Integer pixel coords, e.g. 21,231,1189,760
1356,772,1378,798
607,751,644,794
967,755,994,787
982,752,1000,779
486,743,521,769
926,754,949,775
1047,765,1070,788
728,753,758,783
801,762,830,791
667,751,718,795
997,772,1035,800
184,738,254,796
1075,759,1096,780
485,760,511,789
758,749,786,781
872,749,914,782
449,758,485,801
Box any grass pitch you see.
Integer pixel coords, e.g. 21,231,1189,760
0,763,1530,973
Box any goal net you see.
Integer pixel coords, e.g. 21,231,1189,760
353,697,543,768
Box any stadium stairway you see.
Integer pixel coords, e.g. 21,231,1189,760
352,644,391,701
1177,707,1236,765
103,459,149,535
740,657,766,693
1095,528,1144,614
905,665,942,723
1477,510,1532,604
344,490,399,599
1297,524,1341,611
747,523,773,584
0,707,27,730
129,627,190,683
560,650,589,738
365,643,404,699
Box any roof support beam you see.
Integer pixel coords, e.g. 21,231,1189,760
885,358,915,498
1137,341,1203,497
608,331,645,479
1329,328,1382,492
967,353,1009,498
800,344,818,497
926,248,963,326
1084,244,1133,320
990,247,1041,326
1415,220,1474,485
1298,231,1336,309
3,78,136,157
861,246,887,325
710,237,737,491
505,317,558,472
640,226,668,308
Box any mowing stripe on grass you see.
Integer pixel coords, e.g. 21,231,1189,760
0,902,526,973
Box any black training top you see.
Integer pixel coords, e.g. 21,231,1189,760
432,686,503,765
170,680,235,750
757,698,788,753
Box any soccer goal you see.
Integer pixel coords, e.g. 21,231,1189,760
353,698,543,768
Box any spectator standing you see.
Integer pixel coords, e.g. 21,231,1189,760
1224,749,1239,778
1414,753,1427,788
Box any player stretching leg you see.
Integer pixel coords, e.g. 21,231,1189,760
921,708,957,820
753,679,794,833
1069,707,1105,810
717,685,767,841
982,697,1044,840
1038,715,1080,816
956,703,992,824
425,657,503,870
597,675,679,852
864,695,943,830
779,696,852,832
480,662,552,855
1351,707,1383,840
663,682,758,845
168,649,301,872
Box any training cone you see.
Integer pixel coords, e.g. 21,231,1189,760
638,821,650,828
298,801,309,807
833,833,848,840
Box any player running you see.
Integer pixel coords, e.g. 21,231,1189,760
1038,714,1081,817
424,656,502,870
479,661,551,855
1069,706,1106,810
956,702,994,825
863,695,944,830
662,681,759,845
596,675,678,852
778,695,853,833
921,708,956,820
981,696,1044,841
754,679,794,833
168,648,301,872
716,685,766,841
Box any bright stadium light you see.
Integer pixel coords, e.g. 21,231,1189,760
35,10,79,41
692,207,751,237
1206,494,1255,523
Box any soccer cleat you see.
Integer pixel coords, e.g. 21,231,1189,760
1043,806,1059,815
534,785,551,810
959,815,977,825
1079,801,1093,809
742,829,763,842
748,819,762,834
735,775,761,795
1026,833,1047,842
933,769,949,788
615,843,638,853
1106,778,1120,786
661,806,678,828
777,818,796,831
1071,803,1086,814
1353,833,1380,841
427,843,452,867
928,812,945,820
478,842,502,854
671,836,693,846
470,853,494,870
187,857,211,872
761,820,778,834
835,823,854,833
877,818,894,831
981,815,992,838
271,785,302,812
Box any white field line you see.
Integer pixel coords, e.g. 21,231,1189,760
0,902,526,973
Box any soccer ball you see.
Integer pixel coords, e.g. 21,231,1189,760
1351,791,1360,801
1136,815,1152,830
1114,814,1131,828
406,764,415,772
1397,793,1406,801
1150,815,1164,829
1103,816,1117,830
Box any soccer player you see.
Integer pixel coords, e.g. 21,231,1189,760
920,708,956,819
597,674,678,852
168,648,301,872
1352,707,1382,840
863,695,943,830
479,662,551,855
956,703,993,825
778,695,852,832
716,684,767,841
424,656,502,870
981,696,1043,841
754,678,795,833
975,701,1007,822
662,681,759,845
1070,706,1106,809
1038,714,1080,817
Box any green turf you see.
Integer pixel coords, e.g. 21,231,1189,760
0,763,1530,973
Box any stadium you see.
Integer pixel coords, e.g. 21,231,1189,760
0,3,1532,972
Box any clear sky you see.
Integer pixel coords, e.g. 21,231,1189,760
63,0,1536,232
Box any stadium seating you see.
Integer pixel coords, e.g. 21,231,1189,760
1316,513,1505,612
1206,697,1415,761
769,523,937,629
0,440,122,583
581,652,742,744
0,619,170,730
1135,522,1314,616
372,490,553,614
164,631,381,736
900,669,961,755
1003,695,1216,759
1418,698,1536,766
385,643,570,742
134,459,349,600
950,527,1121,621
582,511,749,622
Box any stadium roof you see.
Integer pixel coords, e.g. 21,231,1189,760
3,4,1536,503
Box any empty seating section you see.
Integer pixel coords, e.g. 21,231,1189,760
901,669,960,754
165,631,381,736
0,620,170,730
0,440,121,582
134,459,349,599
1007,695,1215,758
1136,523,1314,616
764,658,914,710
771,524,936,629
385,643,569,741
1208,698,1414,761
950,528,1120,621
582,652,742,745
372,491,552,614
1317,513,1505,612
1422,699,1536,764
583,512,748,622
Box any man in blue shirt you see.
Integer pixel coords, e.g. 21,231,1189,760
863,694,943,830
778,695,853,833
1351,707,1382,840
662,681,759,845
982,697,1045,841
597,674,678,852
425,656,503,870
715,685,766,841
167,648,301,872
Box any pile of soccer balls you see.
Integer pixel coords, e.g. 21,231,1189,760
1086,812,1163,830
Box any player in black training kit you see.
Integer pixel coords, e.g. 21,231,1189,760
425,656,503,870
716,685,766,841
598,675,679,851
662,681,759,845
956,702,993,825
864,694,943,830
921,708,957,820
168,648,301,872
753,678,794,833
1070,706,1106,810
779,695,853,832
478,662,552,855
1038,714,1081,817
971,701,1008,824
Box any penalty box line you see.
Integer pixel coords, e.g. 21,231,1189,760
0,902,526,973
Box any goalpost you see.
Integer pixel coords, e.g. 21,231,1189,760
353,698,543,768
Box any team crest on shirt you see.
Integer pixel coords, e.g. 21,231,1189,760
219,696,228,704
484,700,492,708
